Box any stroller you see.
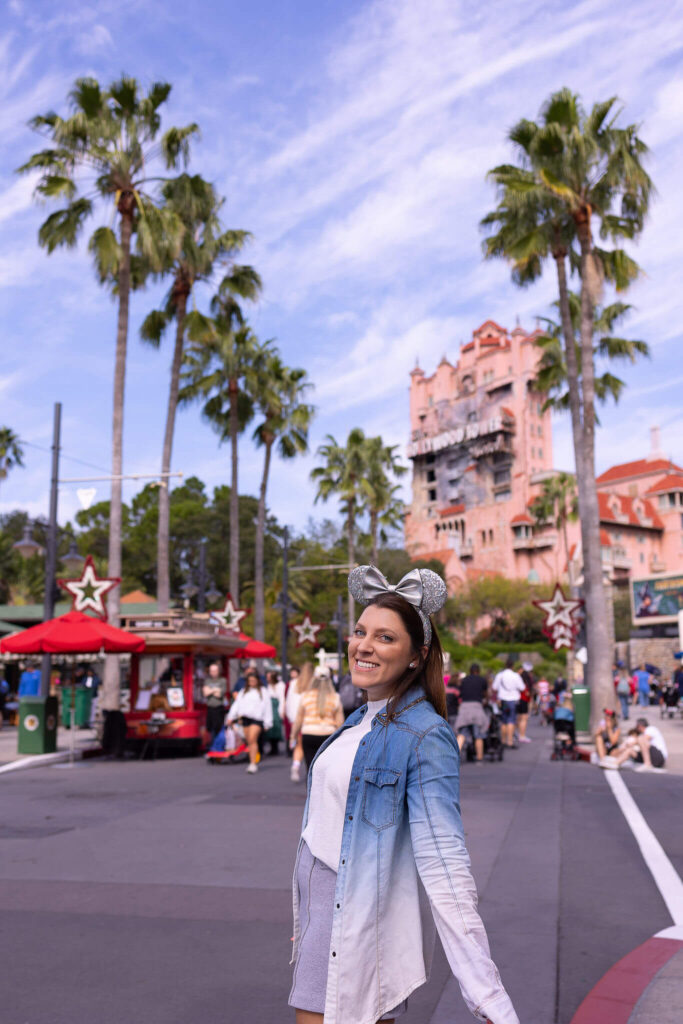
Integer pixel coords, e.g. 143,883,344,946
659,683,680,720
461,703,504,762
551,715,578,760
206,720,250,765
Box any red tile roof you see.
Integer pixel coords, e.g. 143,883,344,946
500,406,515,419
596,458,683,485
474,319,507,335
439,503,465,517
410,549,451,566
461,342,475,352
510,513,534,525
600,530,612,547
646,473,683,494
597,492,664,530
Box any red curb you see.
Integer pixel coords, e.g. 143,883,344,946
570,936,683,1024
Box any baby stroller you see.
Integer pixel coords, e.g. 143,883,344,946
659,684,680,720
206,721,249,765
551,716,578,760
461,704,504,762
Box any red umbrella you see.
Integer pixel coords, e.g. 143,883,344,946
0,611,146,654
228,633,276,659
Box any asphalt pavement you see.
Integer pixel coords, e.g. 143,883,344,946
1,715,681,1024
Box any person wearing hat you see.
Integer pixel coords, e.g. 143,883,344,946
288,566,518,1024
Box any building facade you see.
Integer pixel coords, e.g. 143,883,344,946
405,320,683,592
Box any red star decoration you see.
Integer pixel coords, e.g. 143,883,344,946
212,594,250,633
57,555,120,620
290,611,325,648
533,585,583,652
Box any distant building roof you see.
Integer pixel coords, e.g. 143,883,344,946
410,548,451,566
597,492,664,530
510,513,534,525
600,529,612,547
121,589,155,604
645,473,683,494
439,503,465,517
596,458,683,485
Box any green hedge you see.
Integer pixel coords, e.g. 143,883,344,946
440,633,565,679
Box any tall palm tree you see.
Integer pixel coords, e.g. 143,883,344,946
482,88,652,722
361,437,407,564
529,472,579,588
181,305,267,603
19,76,197,709
311,428,370,631
140,174,261,611
0,428,25,497
252,354,314,641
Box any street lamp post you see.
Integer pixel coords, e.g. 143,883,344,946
280,527,289,679
198,538,207,614
330,594,345,676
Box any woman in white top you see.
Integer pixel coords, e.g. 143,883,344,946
227,669,273,774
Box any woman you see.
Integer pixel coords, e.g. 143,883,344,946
288,565,518,1024
264,670,286,756
226,669,273,774
286,663,313,782
291,666,344,770
516,663,533,744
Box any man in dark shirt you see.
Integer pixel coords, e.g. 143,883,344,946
454,663,490,762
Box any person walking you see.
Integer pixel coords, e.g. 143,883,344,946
290,666,344,771
516,663,534,743
226,668,273,774
202,661,228,742
286,663,313,782
288,565,518,1024
454,662,489,762
615,667,631,720
264,669,286,756
492,656,525,749
634,664,651,708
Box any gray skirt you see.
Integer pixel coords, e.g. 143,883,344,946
289,840,408,1019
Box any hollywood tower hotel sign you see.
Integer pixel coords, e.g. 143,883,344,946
404,320,561,588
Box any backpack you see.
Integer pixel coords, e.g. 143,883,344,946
617,677,630,696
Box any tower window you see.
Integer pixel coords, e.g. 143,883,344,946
428,488,437,503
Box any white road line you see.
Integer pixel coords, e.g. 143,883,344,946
605,771,683,928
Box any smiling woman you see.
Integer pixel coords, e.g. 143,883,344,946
287,565,519,1024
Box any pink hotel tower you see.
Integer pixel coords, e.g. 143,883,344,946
404,319,683,592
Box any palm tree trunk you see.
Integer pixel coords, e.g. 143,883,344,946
157,289,188,612
553,250,585,486
576,210,614,724
347,498,356,634
229,377,240,602
370,510,379,565
102,206,133,712
254,433,273,642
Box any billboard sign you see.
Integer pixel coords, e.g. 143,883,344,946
631,572,683,625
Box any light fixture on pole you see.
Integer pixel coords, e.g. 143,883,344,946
12,523,42,560
61,537,85,577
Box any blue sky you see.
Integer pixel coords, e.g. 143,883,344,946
1,0,683,535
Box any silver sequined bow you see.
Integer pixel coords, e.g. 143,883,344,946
348,564,447,646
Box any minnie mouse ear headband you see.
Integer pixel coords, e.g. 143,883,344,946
348,565,447,647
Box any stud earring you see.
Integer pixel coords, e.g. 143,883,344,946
409,662,416,669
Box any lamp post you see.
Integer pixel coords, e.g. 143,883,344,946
281,527,290,679
330,594,345,677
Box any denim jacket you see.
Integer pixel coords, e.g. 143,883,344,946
290,685,519,1024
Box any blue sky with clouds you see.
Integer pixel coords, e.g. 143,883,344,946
1,0,683,534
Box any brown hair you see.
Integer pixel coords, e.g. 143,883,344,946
362,592,446,720
244,668,263,692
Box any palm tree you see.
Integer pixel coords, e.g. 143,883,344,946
482,89,653,722
140,174,261,611
181,302,267,603
311,428,370,631
0,428,25,496
361,438,407,564
529,472,578,588
252,354,314,641
19,76,197,709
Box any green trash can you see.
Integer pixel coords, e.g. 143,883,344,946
18,696,59,754
571,687,590,734
61,687,92,728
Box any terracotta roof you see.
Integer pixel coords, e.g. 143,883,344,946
439,503,465,517
500,406,515,419
596,458,683,485
510,513,534,525
464,463,477,473
645,473,683,494
597,492,664,530
473,319,507,336
410,549,451,566
461,341,475,353
121,589,155,604
600,529,612,547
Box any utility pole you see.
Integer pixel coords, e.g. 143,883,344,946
198,538,207,613
335,594,344,676
40,401,61,700
280,527,289,680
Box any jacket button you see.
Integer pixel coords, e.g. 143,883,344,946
361,741,366,746
331,951,336,957
354,776,360,781
341,859,346,864
336,903,340,909
348,814,353,820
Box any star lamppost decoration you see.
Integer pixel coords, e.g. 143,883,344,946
57,555,120,620
212,594,250,633
291,612,325,648
533,584,583,651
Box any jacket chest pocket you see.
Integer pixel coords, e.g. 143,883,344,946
361,767,401,831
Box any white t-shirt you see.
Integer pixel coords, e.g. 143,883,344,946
227,687,273,730
493,668,526,702
302,699,387,872
645,725,668,759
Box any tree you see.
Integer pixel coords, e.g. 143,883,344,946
140,173,261,612
482,88,652,723
19,76,197,709
529,472,578,588
252,353,314,641
0,428,25,496
311,428,371,631
361,437,407,564
181,297,267,602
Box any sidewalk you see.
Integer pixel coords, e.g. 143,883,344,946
577,704,683,776
0,723,101,773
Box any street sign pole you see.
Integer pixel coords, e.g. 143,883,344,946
280,527,289,679
40,401,61,700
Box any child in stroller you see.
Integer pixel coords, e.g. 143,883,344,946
659,681,680,720
551,693,578,760
460,702,505,762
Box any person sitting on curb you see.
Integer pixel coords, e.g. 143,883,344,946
601,717,668,772
594,709,621,764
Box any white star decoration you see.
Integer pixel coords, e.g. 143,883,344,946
213,594,249,633
291,612,325,648
533,585,583,651
57,555,120,619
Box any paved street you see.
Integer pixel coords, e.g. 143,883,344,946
1,715,681,1024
